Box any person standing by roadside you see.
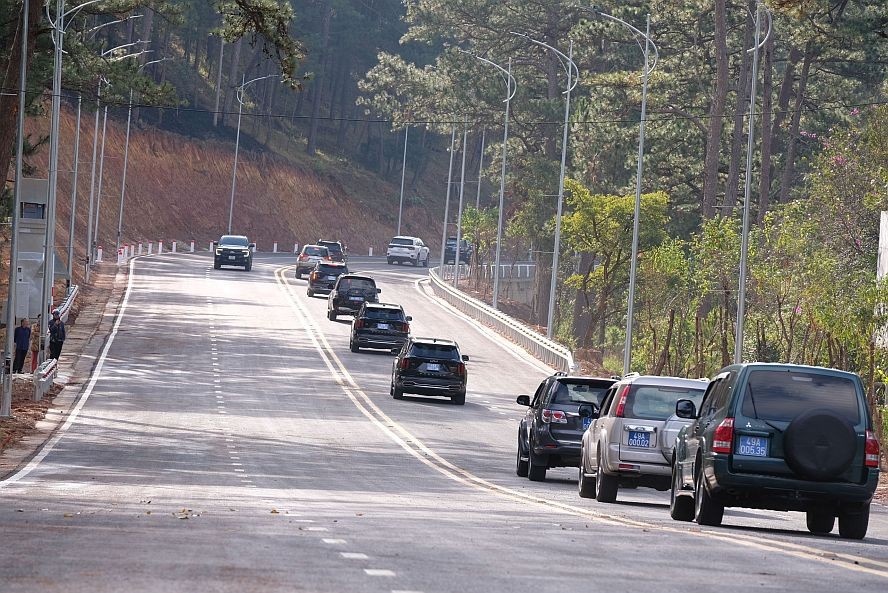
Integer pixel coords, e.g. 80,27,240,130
48,310,66,361
30,315,42,372
12,318,31,374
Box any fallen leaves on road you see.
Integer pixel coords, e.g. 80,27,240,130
0,381,63,455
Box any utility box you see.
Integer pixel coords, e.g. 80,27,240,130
14,178,68,319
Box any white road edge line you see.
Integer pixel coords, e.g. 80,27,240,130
1,258,138,488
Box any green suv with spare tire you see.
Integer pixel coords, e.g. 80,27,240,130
669,363,880,539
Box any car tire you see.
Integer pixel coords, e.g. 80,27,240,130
669,460,694,521
594,452,618,503
516,434,529,477
806,510,836,535
296,270,302,279
245,261,252,272
422,256,429,268
784,409,857,481
693,467,724,526
350,340,359,353
392,383,404,400
527,439,547,482
387,258,393,265
327,310,336,321
307,289,314,298
838,503,869,540
451,393,465,405
578,457,596,499
213,261,221,270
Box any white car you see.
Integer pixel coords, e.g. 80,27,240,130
386,236,430,267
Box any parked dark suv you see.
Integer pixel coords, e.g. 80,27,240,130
213,235,254,271
391,338,469,405
670,363,881,540
516,373,616,481
350,303,411,353
444,236,473,265
327,274,380,320
317,239,347,263
307,262,349,297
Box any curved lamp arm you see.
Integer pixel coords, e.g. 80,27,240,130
582,7,659,78
510,32,579,94
455,49,517,103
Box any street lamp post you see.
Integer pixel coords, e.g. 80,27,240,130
66,94,81,283
475,128,485,209
454,119,469,288
511,32,579,339
438,127,457,273
735,1,770,363
456,50,517,310
229,73,280,234
397,125,409,236
583,7,659,375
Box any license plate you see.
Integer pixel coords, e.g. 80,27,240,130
425,363,441,372
582,417,592,430
326,276,336,280
627,431,651,448
228,256,235,260
349,296,363,301
377,323,390,330
737,435,769,457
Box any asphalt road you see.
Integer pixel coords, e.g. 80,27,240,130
0,253,885,593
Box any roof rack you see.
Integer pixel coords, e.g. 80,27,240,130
623,372,641,379
553,371,568,377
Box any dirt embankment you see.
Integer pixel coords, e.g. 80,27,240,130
25,105,443,273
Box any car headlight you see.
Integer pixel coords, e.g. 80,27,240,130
241,249,251,254
215,249,223,255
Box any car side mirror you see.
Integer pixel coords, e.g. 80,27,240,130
675,399,697,419
461,354,469,362
377,288,382,294
405,316,413,322
578,404,599,419
249,243,256,249
516,395,530,406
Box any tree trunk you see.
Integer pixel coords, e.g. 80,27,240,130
653,309,676,375
307,0,333,155
701,0,729,219
757,32,775,224
778,42,814,204
722,4,755,215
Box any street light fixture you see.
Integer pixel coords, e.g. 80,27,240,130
582,7,659,375
510,32,579,339
229,73,281,234
456,49,517,310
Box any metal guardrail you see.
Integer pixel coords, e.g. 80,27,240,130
34,358,57,401
428,267,576,372
57,285,79,323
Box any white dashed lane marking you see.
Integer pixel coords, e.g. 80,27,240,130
341,552,368,560
322,538,346,544
365,569,395,577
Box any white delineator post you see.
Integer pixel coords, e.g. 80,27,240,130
190,240,195,253
273,242,278,253
147,241,153,255
97,246,104,262
294,243,299,254
369,247,374,257
158,241,164,254
138,242,143,255
172,241,178,253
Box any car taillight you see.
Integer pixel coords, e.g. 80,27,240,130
865,430,880,468
355,319,365,329
310,271,319,280
541,409,567,424
456,362,466,378
712,418,735,454
398,357,411,370
299,254,308,261
397,322,409,333
614,385,630,417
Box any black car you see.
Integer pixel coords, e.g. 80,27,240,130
350,303,411,353
307,262,349,297
318,239,347,263
213,235,255,271
391,338,469,405
444,236,473,265
516,374,616,481
671,363,881,539
327,274,380,320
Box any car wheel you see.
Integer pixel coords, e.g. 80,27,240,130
516,434,529,477
296,270,302,279
392,383,404,400
422,256,429,267
594,451,618,503
350,340,359,353
669,459,694,521
245,261,252,272
578,456,596,499
213,261,221,270
693,466,724,526
527,439,547,482
451,392,465,405
838,503,869,540
307,289,314,298
327,310,336,321
387,258,393,265
806,510,836,535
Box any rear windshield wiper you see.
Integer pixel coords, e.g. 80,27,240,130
746,385,783,433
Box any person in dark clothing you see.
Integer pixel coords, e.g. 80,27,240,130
12,318,31,373
48,309,66,361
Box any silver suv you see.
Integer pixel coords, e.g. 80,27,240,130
579,374,708,503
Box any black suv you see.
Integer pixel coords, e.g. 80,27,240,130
327,274,380,320
671,363,881,539
516,374,616,481
307,262,349,297
444,236,473,265
318,240,347,263
391,338,469,405
350,303,411,353
213,235,254,271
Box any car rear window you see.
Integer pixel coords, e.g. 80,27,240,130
339,278,376,291
624,385,707,420
305,246,328,256
551,381,612,405
318,264,346,274
409,344,459,360
390,238,413,246
365,308,404,321
320,242,342,254
741,370,861,424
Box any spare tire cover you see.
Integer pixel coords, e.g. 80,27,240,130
783,408,857,481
